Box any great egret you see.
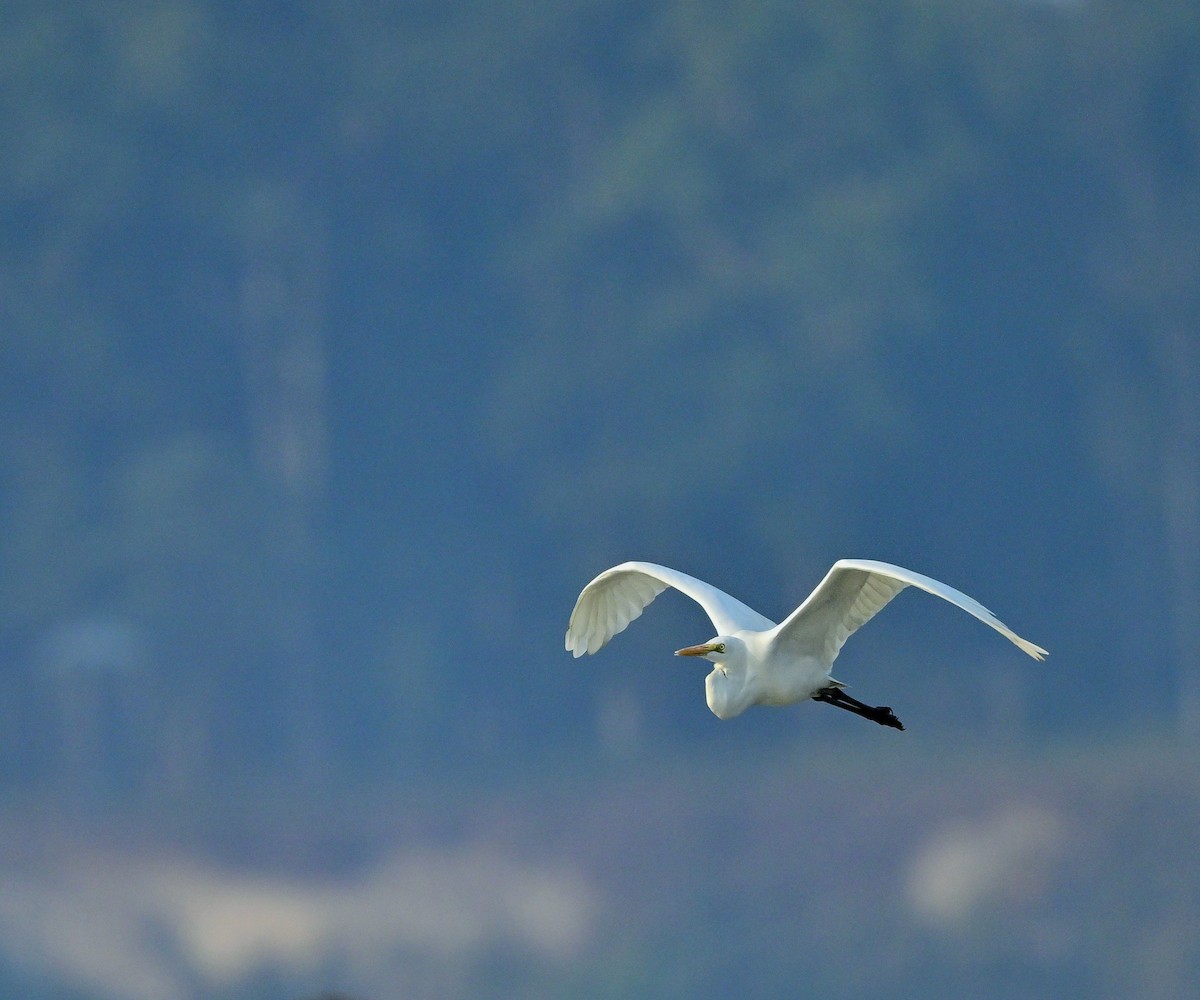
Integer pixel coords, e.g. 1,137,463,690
565,559,1047,730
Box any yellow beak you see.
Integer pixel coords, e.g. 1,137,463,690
675,642,720,657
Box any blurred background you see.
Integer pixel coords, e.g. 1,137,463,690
1,2,1198,997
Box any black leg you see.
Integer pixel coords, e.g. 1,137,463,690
813,687,905,731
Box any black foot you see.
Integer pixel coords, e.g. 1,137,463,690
872,706,905,731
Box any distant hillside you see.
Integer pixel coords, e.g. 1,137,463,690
0,732,1196,999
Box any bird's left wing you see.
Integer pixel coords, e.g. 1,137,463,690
565,561,775,657
771,559,1048,666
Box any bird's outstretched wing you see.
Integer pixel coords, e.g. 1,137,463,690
566,561,775,657
771,559,1048,666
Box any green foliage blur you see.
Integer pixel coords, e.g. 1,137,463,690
1,0,1198,795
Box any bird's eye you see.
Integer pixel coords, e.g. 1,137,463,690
715,643,726,653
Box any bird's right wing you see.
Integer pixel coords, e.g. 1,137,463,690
565,561,775,657
771,559,1048,666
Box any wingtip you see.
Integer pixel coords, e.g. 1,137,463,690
1018,638,1049,661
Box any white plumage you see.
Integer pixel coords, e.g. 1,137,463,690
566,559,1047,729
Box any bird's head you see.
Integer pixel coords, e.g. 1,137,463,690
675,636,742,669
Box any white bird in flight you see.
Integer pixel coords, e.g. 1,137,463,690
565,559,1047,730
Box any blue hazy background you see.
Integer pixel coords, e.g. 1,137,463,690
1,3,1198,998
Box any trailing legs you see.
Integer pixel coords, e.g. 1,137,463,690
813,686,905,731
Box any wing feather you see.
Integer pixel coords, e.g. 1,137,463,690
565,561,775,657
771,559,1048,666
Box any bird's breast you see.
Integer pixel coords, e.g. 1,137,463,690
704,654,830,719
704,669,747,720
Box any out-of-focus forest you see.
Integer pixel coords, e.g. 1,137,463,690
1,2,1198,998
